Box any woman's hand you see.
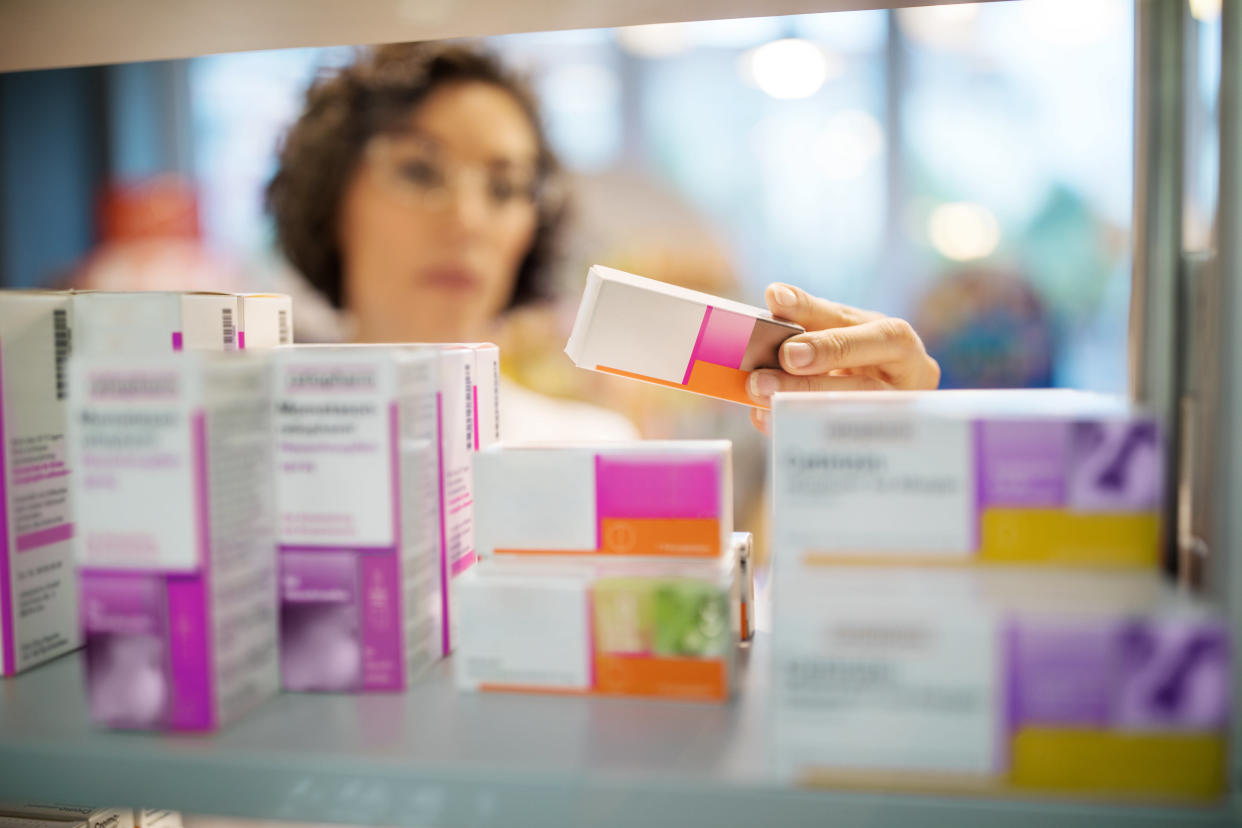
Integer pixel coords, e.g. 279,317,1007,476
747,283,940,434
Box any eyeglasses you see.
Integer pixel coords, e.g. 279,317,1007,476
365,134,544,215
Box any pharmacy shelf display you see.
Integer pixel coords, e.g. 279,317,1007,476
0,639,1234,828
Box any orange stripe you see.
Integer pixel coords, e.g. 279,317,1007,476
685,360,758,407
494,548,598,556
593,653,729,701
595,363,766,409
479,684,592,695
598,517,720,557
740,602,750,640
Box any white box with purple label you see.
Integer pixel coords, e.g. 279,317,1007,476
772,390,1163,569
0,292,77,677
73,291,239,354
273,346,440,691
69,352,277,730
773,567,1229,802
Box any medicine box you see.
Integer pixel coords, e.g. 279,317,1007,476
456,556,737,701
73,291,239,353
0,291,77,676
772,390,1163,568
772,566,1228,802
475,441,732,560
236,294,293,349
69,352,278,730
566,265,802,408
272,346,440,691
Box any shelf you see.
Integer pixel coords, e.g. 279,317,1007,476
0,0,990,73
0,637,1235,828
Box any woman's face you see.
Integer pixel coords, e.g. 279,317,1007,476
337,80,541,343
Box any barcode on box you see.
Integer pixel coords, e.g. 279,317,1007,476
53,308,70,400
222,307,236,347
278,309,291,344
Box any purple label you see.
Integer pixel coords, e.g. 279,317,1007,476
360,552,404,690
1008,619,1114,726
977,421,1068,508
166,574,214,730
1009,616,1230,732
595,455,722,520
1066,421,1163,512
0,339,13,675
280,549,362,692
279,547,405,691
80,570,171,729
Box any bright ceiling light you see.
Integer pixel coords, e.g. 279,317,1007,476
928,202,1001,261
741,38,838,100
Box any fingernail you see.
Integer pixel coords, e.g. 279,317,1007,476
784,342,814,369
772,284,797,308
749,371,779,398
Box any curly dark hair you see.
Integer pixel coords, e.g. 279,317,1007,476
266,41,565,311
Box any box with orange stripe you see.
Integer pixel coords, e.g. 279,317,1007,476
565,265,803,409
474,441,733,561
454,557,736,702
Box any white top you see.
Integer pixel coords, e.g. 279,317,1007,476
499,377,640,442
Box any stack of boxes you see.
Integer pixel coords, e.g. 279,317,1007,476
768,390,1229,802
461,441,749,701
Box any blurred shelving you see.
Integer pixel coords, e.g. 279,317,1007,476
0,0,995,72
0,638,1235,828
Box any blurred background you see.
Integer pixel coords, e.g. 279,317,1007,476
0,0,1225,545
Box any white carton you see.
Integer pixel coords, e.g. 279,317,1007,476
73,291,238,353
69,352,277,730
272,346,440,691
771,567,1229,802
474,441,733,560
236,293,294,349
456,556,736,701
771,390,1163,570
565,265,802,408
279,344,477,656
135,813,180,828
0,292,78,676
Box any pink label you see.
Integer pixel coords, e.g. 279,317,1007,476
0,339,14,675
359,552,404,690
171,332,183,351
695,306,756,370
595,455,722,520
237,331,246,350
166,574,215,730
15,522,74,553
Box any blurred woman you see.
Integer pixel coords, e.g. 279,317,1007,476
267,41,636,439
268,42,939,442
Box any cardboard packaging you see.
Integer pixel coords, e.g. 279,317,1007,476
69,352,278,730
772,390,1163,569
236,294,293,349
72,291,239,354
272,347,440,691
0,292,78,676
772,566,1229,802
474,441,733,560
456,556,737,701
566,265,802,408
